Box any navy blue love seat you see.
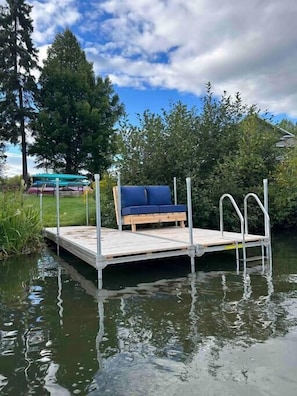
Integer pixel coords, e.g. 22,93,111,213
113,185,187,232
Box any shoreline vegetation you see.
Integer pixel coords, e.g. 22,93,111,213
0,178,116,259
0,171,295,259
0,189,43,258
0,189,93,259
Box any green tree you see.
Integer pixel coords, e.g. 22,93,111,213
117,84,248,190
0,0,39,184
278,119,297,134
269,119,297,228
117,85,279,230
29,29,124,175
205,114,280,230
187,85,253,227
0,142,6,177
117,102,201,186
196,83,246,178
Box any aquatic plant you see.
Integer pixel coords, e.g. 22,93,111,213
0,190,43,258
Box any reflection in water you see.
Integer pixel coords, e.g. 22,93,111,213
96,299,104,371
57,267,64,326
44,362,71,395
92,265,296,395
0,234,297,395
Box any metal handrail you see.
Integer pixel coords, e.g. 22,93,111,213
243,193,270,237
244,192,272,265
219,194,244,236
219,193,246,264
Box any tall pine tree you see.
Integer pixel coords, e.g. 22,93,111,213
30,29,124,175
0,0,39,183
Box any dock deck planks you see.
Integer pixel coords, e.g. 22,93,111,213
43,226,266,269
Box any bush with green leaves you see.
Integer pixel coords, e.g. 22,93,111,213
116,84,292,231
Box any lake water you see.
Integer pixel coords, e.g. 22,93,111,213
1,232,297,395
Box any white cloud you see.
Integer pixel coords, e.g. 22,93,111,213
83,0,297,118
2,0,297,120
3,151,43,178
30,0,81,44
2,0,296,177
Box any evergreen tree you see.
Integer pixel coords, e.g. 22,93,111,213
0,142,6,177
0,0,39,184
30,29,124,175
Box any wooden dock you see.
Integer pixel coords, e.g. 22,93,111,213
43,225,268,270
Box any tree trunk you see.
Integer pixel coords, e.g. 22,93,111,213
19,87,28,185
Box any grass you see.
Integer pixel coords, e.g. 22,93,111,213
23,191,98,227
23,188,117,228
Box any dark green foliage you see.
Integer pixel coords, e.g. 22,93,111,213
117,84,284,231
117,101,201,186
0,0,39,184
212,121,279,231
270,144,297,229
99,173,117,228
0,143,6,176
278,119,297,134
257,119,297,229
29,29,124,175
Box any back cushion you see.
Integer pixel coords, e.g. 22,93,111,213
121,186,147,207
146,186,172,205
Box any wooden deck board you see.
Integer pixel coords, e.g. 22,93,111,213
138,227,264,246
44,226,189,258
43,225,266,268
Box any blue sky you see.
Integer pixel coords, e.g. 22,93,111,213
2,0,297,177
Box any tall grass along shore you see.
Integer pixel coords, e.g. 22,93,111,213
0,190,43,258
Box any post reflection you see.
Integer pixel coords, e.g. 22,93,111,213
96,298,104,371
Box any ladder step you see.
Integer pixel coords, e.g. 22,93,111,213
241,255,267,262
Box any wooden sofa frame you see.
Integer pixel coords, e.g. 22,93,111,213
113,186,187,232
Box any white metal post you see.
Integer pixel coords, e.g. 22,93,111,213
186,177,193,245
86,189,89,226
174,177,178,226
173,177,177,205
39,192,43,223
95,174,103,289
186,177,195,273
117,172,122,231
263,179,269,237
263,178,271,263
55,178,60,255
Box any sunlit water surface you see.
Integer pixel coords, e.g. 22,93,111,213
0,233,297,395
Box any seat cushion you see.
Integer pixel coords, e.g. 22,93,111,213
158,204,187,213
146,185,172,205
121,186,147,208
122,205,159,216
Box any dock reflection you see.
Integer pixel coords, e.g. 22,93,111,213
59,258,276,376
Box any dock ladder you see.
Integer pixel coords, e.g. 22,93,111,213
219,180,272,272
